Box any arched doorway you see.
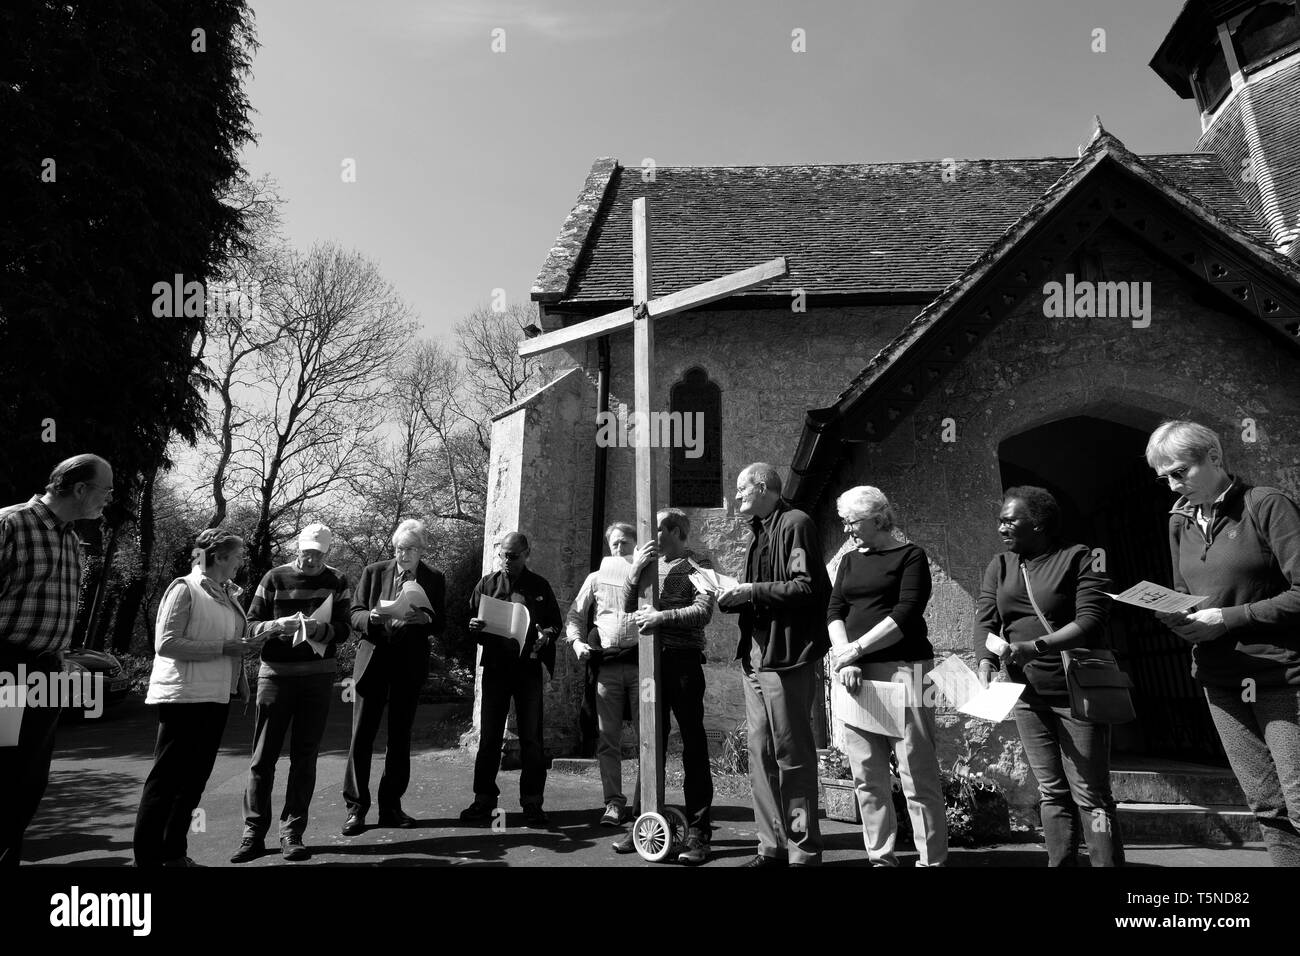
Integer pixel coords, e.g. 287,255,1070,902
998,414,1226,764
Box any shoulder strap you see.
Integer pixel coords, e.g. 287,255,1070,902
1019,561,1054,634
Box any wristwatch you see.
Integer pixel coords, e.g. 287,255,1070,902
1032,638,1049,656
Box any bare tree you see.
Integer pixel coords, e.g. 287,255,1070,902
229,243,416,582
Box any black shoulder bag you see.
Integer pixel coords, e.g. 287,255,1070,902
1020,561,1136,725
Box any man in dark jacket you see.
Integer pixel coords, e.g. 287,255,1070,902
342,519,446,835
461,531,563,827
719,463,831,866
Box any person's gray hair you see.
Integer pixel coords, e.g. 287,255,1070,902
45,454,110,496
1145,420,1224,469
392,518,430,550
836,486,896,532
605,521,635,542
740,463,783,496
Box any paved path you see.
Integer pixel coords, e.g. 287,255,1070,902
25,696,1269,868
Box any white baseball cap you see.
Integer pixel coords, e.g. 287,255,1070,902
297,523,333,554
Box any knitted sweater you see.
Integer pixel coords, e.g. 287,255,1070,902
623,551,714,654
247,562,351,677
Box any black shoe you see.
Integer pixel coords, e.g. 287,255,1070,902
229,837,264,864
677,829,711,866
280,834,310,862
459,800,496,823
521,804,549,828
378,808,416,829
161,856,204,867
342,811,366,836
612,831,636,854
743,854,788,867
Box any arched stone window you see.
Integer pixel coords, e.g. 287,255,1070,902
669,367,722,507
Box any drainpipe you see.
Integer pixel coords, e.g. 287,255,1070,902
589,336,611,567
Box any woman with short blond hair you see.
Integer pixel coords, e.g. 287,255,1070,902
1146,420,1300,866
828,486,947,866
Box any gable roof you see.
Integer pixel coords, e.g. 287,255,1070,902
532,146,1272,308
784,126,1300,509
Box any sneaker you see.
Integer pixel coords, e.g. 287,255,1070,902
459,800,497,823
229,837,264,864
521,804,549,828
612,830,636,854
677,829,710,866
600,803,624,827
280,834,310,862
743,854,788,868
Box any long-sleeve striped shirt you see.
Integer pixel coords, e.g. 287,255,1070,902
0,496,83,658
623,551,714,653
247,561,351,677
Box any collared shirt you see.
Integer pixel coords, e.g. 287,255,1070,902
0,496,84,656
1195,483,1235,537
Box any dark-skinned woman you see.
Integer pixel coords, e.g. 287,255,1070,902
1146,420,1300,867
975,486,1124,867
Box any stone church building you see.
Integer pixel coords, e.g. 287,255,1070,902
476,0,1300,815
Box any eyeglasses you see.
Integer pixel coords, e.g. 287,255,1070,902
82,483,113,495
1156,464,1192,483
394,546,421,555
500,551,525,560
997,517,1024,529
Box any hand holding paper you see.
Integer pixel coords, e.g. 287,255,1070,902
477,595,531,650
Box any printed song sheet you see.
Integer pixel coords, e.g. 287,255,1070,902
478,595,530,650
832,680,907,738
1106,581,1206,614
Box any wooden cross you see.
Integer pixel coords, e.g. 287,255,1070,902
519,197,786,816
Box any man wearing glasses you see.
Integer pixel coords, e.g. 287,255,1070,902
0,453,113,865
461,532,562,827
342,518,445,836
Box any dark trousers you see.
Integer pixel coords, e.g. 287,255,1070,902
473,660,545,806
1014,696,1125,867
631,650,714,833
1205,683,1300,867
342,674,420,815
742,644,823,864
0,654,62,867
242,672,334,840
133,702,229,865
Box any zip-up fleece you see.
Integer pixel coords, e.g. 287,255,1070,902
735,501,831,671
1169,479,1300,688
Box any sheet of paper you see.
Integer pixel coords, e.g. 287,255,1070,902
958,681,1025,722
832,679,907,738
378,582,433,619
0,680,26,747
928,654,984,710
1106,581,1207,614
985,632,1009,656
478,594,530,649
687,565,740,596
290,594,331,657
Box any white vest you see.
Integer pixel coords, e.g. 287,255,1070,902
146,569,245,704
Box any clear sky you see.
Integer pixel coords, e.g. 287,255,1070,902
240,0,1201,341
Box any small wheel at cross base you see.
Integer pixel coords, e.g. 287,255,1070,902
664,806,689,849
632,811,673,863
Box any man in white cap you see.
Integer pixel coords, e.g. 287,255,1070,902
231,522,351,863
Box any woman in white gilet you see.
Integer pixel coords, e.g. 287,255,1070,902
132,529,265,867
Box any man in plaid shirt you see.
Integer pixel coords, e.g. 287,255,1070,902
0,453,113,866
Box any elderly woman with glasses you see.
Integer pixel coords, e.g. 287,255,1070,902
341,518,446,835
1145,420,1300,867
134,528,264,867
975,485,1124,867
828,486,948,866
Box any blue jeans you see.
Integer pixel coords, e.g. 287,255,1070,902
1204,683,1300,867
1014,696,1124,866
242,673,334,840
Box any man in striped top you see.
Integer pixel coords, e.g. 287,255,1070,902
0,453,113,866
615,508,716,864
231,523,351,864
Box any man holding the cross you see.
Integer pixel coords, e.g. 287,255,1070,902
719,463,831,867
